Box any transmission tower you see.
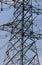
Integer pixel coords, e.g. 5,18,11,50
0,0,42,65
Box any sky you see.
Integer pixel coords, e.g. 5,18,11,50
0,0,42,65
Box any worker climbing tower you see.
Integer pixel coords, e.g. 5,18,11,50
0,0,42,65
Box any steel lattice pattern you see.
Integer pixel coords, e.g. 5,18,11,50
0,0,42,65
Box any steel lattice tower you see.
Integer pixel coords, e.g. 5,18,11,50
0,0,42,65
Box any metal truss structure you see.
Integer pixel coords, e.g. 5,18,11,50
0,0,42,65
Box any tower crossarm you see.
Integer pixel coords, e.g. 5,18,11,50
31,32,42,40
24,32,42,40
25,4,42,15
32,5,42,15
0,24,12,32
0,21,17,32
